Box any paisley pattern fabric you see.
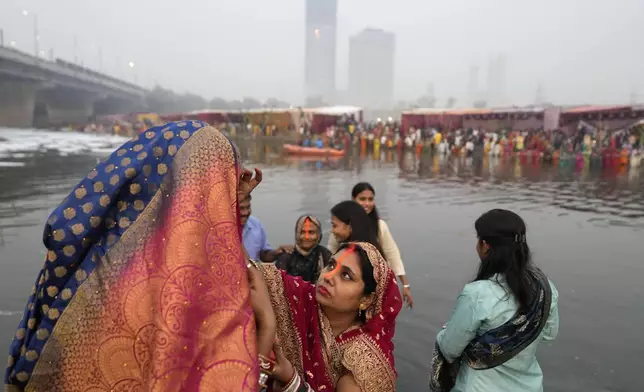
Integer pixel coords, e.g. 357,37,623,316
5,121,258,392
262,242,401,392
429,269,552,392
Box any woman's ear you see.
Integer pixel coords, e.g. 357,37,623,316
361,292,378,321
481,240,490,255
361,292,377,310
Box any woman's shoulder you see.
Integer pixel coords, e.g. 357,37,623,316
547,278,559,302
461,273,559,302
460,278,506,301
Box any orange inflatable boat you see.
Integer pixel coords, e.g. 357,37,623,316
283,144,345,157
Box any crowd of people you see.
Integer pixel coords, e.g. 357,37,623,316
63,112,643,171
287,120,643,170
408,126,643,165
63,119,162,137
4,120,559,392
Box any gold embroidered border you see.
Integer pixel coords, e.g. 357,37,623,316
341,334,397,392
261,265,304,375
317,308,348,384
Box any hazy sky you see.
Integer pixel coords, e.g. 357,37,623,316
2,0,644,106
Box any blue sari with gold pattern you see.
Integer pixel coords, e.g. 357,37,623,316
5,121,258,391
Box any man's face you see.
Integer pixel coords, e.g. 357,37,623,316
239,198,251,226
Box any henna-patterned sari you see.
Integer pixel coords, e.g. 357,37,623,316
262,242,401,392
5,121,258,392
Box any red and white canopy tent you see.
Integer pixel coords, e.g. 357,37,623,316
401,105,644,133
558,105,644,133
306,106,363,133
400,108,465,135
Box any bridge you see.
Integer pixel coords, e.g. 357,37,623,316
0,46,148,128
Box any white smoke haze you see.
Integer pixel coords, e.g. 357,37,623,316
1,0,643,106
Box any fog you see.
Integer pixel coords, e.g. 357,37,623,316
1,0,644,106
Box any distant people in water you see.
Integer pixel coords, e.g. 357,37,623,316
430,209,559,392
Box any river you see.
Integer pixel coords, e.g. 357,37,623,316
1,129,643,391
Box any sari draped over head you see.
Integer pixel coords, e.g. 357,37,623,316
294,215,323,257
275,215,331,283
429,269,552,392
264,242,401,392
5,121,259,392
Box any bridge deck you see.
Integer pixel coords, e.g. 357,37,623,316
0,46,147,98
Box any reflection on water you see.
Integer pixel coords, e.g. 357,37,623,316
238,141,644,229
0,136,643,392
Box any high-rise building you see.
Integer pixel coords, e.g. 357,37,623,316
348,28,396,109
305,0,337,103
467,65,480,106
485,53,507,106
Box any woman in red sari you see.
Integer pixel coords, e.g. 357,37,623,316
248,242,401,392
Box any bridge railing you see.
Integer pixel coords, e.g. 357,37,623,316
0,45,147,97
53,58,143,91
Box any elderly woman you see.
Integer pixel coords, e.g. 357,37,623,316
274,215,332,283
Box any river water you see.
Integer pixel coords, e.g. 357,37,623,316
1,129,643,391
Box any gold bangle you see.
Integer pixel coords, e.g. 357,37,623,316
246,258,260,269
258,354,275,374
282,370,299,392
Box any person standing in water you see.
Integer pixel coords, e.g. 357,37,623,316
240,194,288,262
429,209,559,392
327,182,414,308
274,215,332,283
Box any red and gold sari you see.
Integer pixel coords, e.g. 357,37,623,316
262,242,401,392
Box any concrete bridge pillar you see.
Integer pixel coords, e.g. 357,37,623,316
0,80,40,128
37,89,98,127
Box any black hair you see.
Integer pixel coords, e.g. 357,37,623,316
474,209,535,311
337,243,377,322
239,194,251,205
351,182,380,237
338,243,377,296
331,200,384,257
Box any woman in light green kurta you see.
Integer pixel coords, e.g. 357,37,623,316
430,209,559,392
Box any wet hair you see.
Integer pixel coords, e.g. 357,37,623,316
351,182,380,237
331,200,384,256
474,209,535,311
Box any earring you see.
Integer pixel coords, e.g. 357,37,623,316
358,303,365,317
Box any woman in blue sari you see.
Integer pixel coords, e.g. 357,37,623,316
430,209,559,392
4,121,270,392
